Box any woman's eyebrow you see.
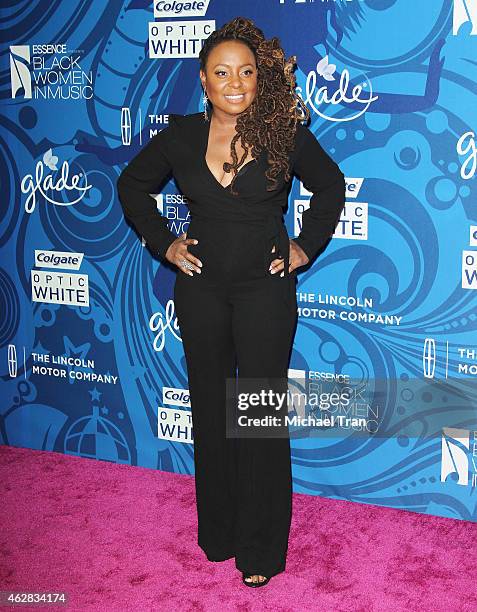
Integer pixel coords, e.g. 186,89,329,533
211,63,255,68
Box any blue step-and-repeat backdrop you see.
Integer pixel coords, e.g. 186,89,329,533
1,1,476,522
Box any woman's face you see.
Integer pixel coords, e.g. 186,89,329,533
200,40,257,117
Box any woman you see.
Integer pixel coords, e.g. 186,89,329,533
117,17,345,588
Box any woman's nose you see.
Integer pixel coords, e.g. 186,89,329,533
229,74,243,87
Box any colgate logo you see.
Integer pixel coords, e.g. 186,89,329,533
153,0,209,18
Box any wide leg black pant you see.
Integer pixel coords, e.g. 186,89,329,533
173,219,298,578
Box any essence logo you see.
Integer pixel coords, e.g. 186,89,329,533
453,0,477,36
441,427,476,487
9,43,93,100
9,45,31,99
21,148,92,214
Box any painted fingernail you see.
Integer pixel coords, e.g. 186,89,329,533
280,271,284,277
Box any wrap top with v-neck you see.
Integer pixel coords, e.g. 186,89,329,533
117,111,346,286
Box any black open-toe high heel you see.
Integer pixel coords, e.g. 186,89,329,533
242,572,270,588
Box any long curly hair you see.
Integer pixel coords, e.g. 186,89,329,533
198,16,310,196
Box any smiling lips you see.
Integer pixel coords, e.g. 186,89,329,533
224,93,245,103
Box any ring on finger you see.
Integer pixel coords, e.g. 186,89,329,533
181,259,194,270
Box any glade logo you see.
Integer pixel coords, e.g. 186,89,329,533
21,148,92,214
153,0,209,18
453,0,477,36
457,131,476,180
149,300,181,351
9,43,93,100
296,55,378,122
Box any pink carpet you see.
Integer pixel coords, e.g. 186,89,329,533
1,445,475,612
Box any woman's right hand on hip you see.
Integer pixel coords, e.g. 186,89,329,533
165,232,203,276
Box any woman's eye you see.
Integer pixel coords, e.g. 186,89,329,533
215,70,254,77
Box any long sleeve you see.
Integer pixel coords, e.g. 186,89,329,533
292,124,346,261
117,125,178,261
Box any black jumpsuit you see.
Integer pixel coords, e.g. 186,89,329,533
117,111,346,579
